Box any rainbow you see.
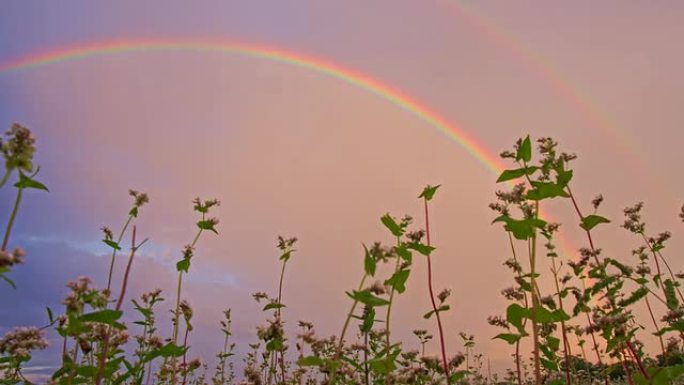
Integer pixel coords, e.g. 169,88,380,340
0,37,578,256
443,1,646,166
0,38,506,175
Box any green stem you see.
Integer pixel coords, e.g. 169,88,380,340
2,187,23,251
106,214,133,292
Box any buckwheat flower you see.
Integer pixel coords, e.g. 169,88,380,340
141,288,163,304
448,353,466,369
503,258,522,273
252,292,268,302
437,288,451,304
546,222,561,234
129,189,149,208
413,329,428,338
502,286,524,301
369,281,387,295
188,357,202,371
406,230,425,244
1,123,36,173
0,247,24,268
499,150,516,159
541,295,557,309
179,299,193,322
487,315,509,329
592,195,604,211
182,245,194,260
101,226,113,241
559,152,577,162
0,326,48,358
277,236,298,250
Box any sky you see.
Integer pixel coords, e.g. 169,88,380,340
1,0,684,379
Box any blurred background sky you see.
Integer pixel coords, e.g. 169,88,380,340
1,0,683,378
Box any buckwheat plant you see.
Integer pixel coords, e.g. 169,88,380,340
0,123,47,287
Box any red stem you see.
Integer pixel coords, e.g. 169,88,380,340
424,199,451,381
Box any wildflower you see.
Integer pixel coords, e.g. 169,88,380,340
141,288,163,304
437,288,451,304
0,326,48,358
369,281,387,295
0,247,25,268
252,292,268,302
193,197,221,213
101,226,113,241
502,286,524,301
406,230,425,243
277,236,298,250
179,299,193,322
487,315,509,329
541,295,557,309
592,194,604,210
129,189,149,208
623,202,645,233
1,123,36,173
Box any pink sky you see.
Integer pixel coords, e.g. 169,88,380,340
1,0,683,376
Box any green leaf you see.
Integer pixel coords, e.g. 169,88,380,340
263,303,286,311
0,272,16,289
534,306,556,324
78,309,123,326
380,214,403,237
197,220,218,234
103,239,121,251
665,279,679,310
143,343,186,362
363,244,376,277
407,242,435,256
516,135,532,163
506,303,529,332
347,290,390,307
495,216,546,241
423,304,450,319
176,258,191,273
419,185,440,201
361,307,376,333
14,172,48,191
384,269,410,294
395,244,412,263
493,333,521,345
526,181,569,200
580,215,611,231
297,356,325,367
496,166,538,183
449,371,470,384
46,307,54,324
550,309,570,323
619,286,649,307
280,250,292,262
129,206,139,218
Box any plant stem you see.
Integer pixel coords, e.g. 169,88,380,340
529,201,542,385
2,187,23,251
644,294,666,356
96,227,144,385
106,214,133,292
423,198,451,382
550,257,572,385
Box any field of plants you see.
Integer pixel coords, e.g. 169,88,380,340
2,123,684,385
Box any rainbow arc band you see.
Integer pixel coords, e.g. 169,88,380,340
0,38,577,258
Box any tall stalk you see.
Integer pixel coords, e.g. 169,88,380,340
421,188,451,382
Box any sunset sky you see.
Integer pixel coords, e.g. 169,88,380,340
1,1,683,377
